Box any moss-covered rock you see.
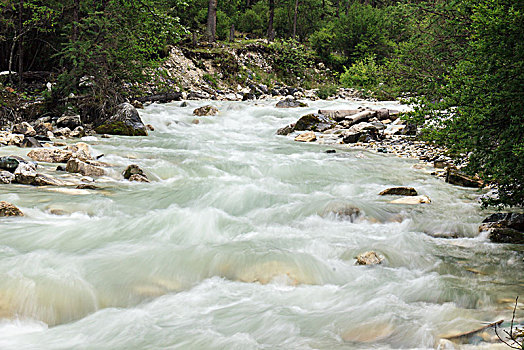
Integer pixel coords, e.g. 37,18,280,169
95,121,147,136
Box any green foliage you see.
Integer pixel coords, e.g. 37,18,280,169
309,24,335,61
270,39,312,81
203,73,219,88
317,84,337,100
339,56,382,90
237,4,267,36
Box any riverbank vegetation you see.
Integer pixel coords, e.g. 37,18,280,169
0,0,523,207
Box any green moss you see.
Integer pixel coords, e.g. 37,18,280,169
95,121,147,136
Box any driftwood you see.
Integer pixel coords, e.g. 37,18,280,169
319,108,400,122
443,319,503,341
347,109,377,124
134,92,182,103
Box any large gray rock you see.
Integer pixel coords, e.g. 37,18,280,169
27,149,73,163
57,114,82,129
321,202,361,222
0,201,23,217
95,103,147,136
0,156,24,172
480,213,524,244
294,114,334,132
276,96,308,108
14,163,64,186
123,164,147,180
20,136,43,148
446,169,483,188
66,158,105,177
276,123,295,136
379,187,418,196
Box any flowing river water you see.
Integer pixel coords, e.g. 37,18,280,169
0,100,522,349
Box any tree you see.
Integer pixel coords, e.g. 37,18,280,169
206,0,217,42
267,0,275,40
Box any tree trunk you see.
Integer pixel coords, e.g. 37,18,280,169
18,0,23,88
335,0,339,17
206,0,217,43
267,0,275,41
292,0,299,40
229,24,235,42
72,0,79,41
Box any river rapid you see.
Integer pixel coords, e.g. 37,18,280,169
0,100,522,349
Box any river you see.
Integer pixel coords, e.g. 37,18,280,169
0,100,522,349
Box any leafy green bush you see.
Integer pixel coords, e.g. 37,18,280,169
317,85,337,99
339,56,381,89
309,24,335,61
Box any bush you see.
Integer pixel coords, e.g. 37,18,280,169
317,85,337,99
309,24,335,61
339,56,382,89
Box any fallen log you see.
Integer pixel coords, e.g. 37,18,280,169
347,109,377,125
318,109,361,120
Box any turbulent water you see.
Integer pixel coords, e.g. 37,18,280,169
0,100,522,349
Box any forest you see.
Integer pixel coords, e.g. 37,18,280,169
0,0,523,207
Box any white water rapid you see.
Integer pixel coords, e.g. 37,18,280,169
0,100,522,349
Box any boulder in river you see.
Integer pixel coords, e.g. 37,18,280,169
294,114,334,132
95,103,148,136
389,195,431,204
0,170,15,184
445,169,483,188
66,142,94,160
129,174,150,182
275,96,308,108
70,126,86,138
14,162,64,186
276,123,295,136
342,132,361,144
12,122,36,137
479,213,524,244
379,187,418,196
193,105,218,116
123,164,146,180
355,251,384,265
0,156,25,173
27,149,73,163
66,158,105,177
294,131,316,142
0,201,23,217
19,136,43,148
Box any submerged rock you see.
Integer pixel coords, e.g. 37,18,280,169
355,251,384,265
193,105,218,116
129,174,150,182
321,202,361,221
379,187,418,196
389,195,431,204
294,131,316,142
0,201,23,216
276,123,295,136
479,213,524,244
95,103,148,136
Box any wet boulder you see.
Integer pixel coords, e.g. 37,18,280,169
27,149,73,163
19,136,43,148
66,142,94,161
294,131,316,142
193,105,218,116
275,96,308,108
294,114,334,132
0,170,15,184
446,169,483,188
70,126,86,138
123,164,147,180
479,213,524,244
0,156,24,173
321,202,361,222
95,103,148,136
66,158,105,177
355,251,384,265
342,132,361,144
0,201,23,217
276,123,295,136
379,187,418,196
12,122,36,137
14,163,64,186
129,174,150,182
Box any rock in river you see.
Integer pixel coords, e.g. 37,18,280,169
479,213,524,244
294,131,316,142
0,170,15,184
123,164,147,180
66,158,105,177
379,187,418,196
445,169,483,188
275,96,308,108
27,149,73,163
0,201,23,217
193,105,218,116
95,103,148,136
355,251,384,265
